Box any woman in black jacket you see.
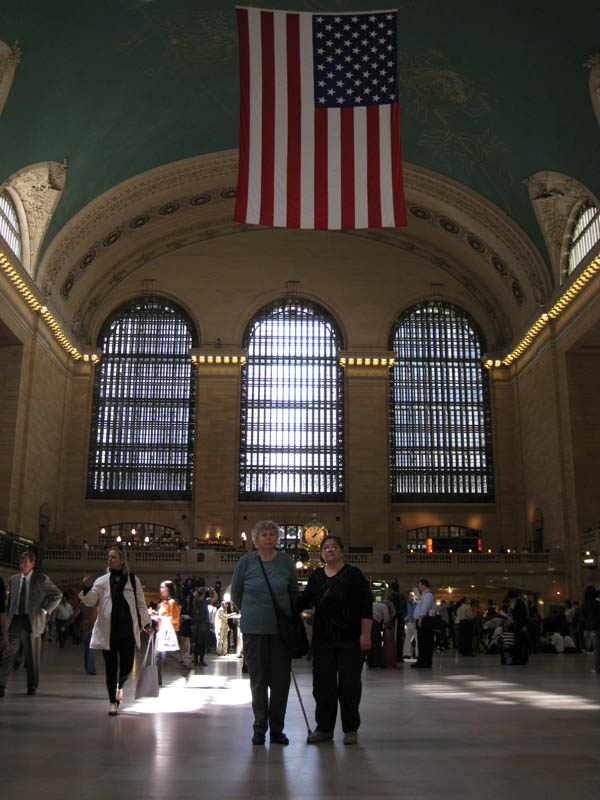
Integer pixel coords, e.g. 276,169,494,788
298,535,372,746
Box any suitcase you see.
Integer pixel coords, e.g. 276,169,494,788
383,635,396,668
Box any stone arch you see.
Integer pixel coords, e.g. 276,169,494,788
524,170,600,285
0,161,67,276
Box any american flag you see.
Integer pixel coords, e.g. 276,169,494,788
234,7,406,230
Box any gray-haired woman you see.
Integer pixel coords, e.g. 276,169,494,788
231,520,299,745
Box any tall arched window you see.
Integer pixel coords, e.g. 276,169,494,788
87,297,197,499
239,299,344,500
389,301,493,502
567,201,600,275
0,190,22,260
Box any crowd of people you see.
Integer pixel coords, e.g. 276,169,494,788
1,537,600,744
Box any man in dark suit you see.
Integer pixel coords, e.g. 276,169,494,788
0,550,62,696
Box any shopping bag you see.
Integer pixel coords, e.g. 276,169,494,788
135,635,160,699
156,617,180,652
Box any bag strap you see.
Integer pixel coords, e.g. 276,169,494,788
257,555,281,614
129,572,142,630
141,632,155,668
258,554,295,620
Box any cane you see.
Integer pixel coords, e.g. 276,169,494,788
290,665,312,735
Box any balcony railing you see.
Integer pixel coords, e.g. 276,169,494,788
39,547,564,584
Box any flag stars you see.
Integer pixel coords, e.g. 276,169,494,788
313,11,397,108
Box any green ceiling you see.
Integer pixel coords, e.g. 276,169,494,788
1,0,599,270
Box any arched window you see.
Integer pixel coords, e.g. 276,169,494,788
87,297,197,499
0,190,22,260
239,299,344,500
567,201,600,275
389,301,493,502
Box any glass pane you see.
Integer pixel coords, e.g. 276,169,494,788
389,301,493,502
239,300,344,500
87,298,196,498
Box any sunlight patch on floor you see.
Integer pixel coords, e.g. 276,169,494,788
129,673,252,715
413,675,600,710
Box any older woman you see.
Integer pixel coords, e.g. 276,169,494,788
79,546,152,715
231,520,299,745
299,535,372,745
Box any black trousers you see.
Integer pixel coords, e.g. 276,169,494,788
416,620,434,666
102,636,136,703
192,621,209,663
458,620,474,655
243,633,291,736
312,640,365,733
0,615,41,691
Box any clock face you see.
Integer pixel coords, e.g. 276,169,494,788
302,524,326,548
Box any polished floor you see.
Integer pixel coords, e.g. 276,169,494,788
1,642,600,799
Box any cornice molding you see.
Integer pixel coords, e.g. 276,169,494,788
403,164,551,306
38,151,240,291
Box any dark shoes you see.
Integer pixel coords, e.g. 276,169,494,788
307,730,334,744
252,731,289,745
0,685,5,697
26,688,36,695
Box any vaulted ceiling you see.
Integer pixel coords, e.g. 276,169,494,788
1,0,598,266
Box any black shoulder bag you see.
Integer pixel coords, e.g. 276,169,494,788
258,557,309,658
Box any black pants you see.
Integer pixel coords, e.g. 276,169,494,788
0,616,41,691
458,620,474,655
243,633,291,736
102,636,136,703
312,640,365,733
192,621,209,663
416,619,434,666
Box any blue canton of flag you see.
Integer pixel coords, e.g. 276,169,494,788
313,12,398,109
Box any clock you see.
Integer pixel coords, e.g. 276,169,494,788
301,523,327,549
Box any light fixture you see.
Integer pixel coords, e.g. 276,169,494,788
501,252,600,366
116,535,122,542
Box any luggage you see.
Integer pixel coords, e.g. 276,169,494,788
383,630,396,668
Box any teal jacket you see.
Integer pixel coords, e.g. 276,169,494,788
231,551,299,635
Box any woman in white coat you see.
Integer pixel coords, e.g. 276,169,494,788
80,546,152,715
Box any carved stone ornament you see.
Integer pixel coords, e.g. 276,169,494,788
1,161,68,274
0,40,22,116
584,53,600,130
524,171,599,282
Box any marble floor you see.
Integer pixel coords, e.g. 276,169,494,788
1,643,599,799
